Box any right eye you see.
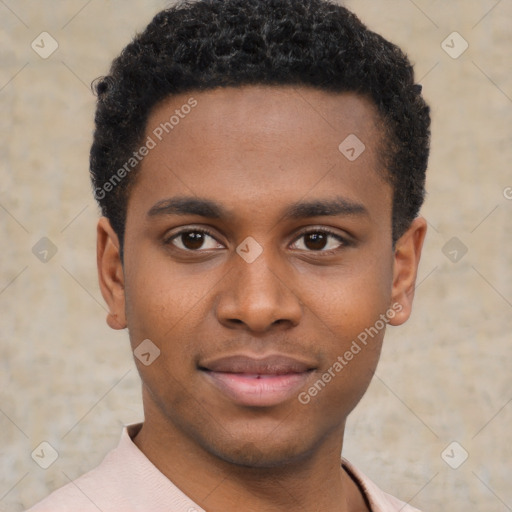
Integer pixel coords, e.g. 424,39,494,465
165,228,225,252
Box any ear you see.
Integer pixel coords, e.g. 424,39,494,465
388,216,427,326
97,217,127,330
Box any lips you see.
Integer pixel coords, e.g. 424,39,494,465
199,354,316,407
201,354,313,374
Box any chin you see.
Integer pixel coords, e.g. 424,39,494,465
203,435,314,470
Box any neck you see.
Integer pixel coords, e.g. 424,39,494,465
133,404,368,511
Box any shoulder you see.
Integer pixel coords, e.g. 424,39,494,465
24,423,197,512
25,425,143,512
25,465,121,512
25,452,137,511
342,458,423,512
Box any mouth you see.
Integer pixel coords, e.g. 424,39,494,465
199,354,316,407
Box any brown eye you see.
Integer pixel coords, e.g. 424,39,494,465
181,232,207,250
291,230,346,253
167,229,223,251
304,233,328,250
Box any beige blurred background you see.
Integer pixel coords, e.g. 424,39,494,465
1,0,511,510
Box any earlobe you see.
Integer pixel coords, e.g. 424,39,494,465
388,217,427,326
97,217,127,330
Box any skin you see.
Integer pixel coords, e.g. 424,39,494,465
97,85,426,512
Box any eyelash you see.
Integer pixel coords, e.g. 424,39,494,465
164,226,351,255
293,227,350,254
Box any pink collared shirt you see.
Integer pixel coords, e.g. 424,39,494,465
26,424,421,512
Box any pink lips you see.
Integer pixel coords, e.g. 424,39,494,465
200,354,315,407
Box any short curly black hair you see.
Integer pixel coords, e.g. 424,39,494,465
90,0,430,255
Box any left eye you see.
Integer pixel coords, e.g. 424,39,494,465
291,231,345,252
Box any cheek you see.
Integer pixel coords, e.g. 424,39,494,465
298,290,385,417
299,347,381,419
124,259,186,342
297,261,393,337
123,261,207,404
301,261,392,412
123,248,225,352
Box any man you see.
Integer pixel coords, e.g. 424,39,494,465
27,0,430,510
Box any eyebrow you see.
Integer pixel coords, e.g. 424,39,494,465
147,197,227,219
146,196,368,220
282,196,368,220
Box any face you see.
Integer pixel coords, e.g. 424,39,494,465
98,85,425,468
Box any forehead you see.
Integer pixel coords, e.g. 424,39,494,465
128,85,391,224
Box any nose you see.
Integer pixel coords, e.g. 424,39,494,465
214,250,303,333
